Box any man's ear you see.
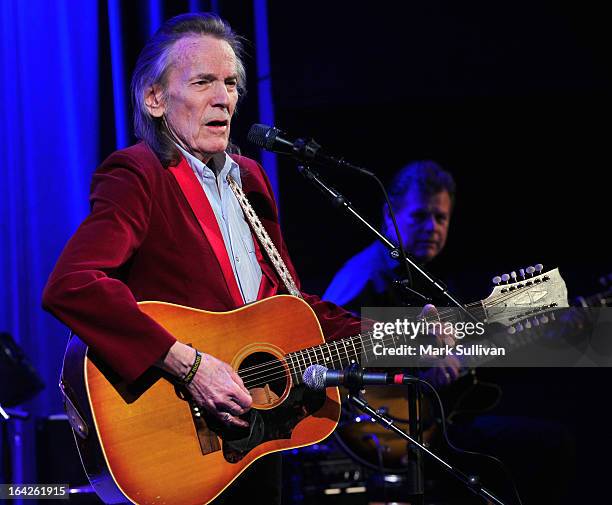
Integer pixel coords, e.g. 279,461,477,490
144,85,166,117
381,206,397,238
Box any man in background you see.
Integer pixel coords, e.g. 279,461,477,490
325,160,574,504
325,160,461,386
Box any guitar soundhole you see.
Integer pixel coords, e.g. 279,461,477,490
238,352,288,407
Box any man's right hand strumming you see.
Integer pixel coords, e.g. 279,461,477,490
158,341,252,428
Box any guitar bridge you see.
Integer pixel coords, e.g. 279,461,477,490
173,384,221,455
190,400,221,455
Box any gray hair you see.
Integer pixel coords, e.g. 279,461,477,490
131,13,246,165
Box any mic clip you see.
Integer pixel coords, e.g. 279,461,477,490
292,137,322,161
344,363,367,393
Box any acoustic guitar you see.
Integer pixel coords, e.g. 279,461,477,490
60,267,567,504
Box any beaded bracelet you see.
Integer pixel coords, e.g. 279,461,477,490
182,351,202,386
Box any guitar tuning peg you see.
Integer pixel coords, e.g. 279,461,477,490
515,322,524,332
507,325,516,334
535,264,544,273
501,273,510,283
510,271,517,283
539,314,549,324
532,317,540,327
526,266,536,277
492,276,502,285
524,320,532,329
519,268,526,279
549,312,556,321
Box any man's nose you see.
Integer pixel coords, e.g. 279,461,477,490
211,82,231,108
423,215,437,231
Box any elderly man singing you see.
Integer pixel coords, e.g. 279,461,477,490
43,13,362,505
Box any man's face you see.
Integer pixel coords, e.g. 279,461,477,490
149,35,239,162
386,189,452,263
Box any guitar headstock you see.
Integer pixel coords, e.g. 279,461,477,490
482,264,569,332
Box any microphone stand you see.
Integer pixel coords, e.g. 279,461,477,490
342,366,507,505
296,163,487,503
296,163,478,322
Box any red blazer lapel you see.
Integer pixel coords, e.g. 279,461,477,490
168,157,244,307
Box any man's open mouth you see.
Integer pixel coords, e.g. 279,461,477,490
205,120,228,127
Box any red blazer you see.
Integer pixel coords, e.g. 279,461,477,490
43,143,361,382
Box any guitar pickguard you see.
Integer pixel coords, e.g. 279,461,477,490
211,385,326,463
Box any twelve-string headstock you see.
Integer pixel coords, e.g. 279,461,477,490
481,264,569,332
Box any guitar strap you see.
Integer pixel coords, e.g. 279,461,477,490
226,174,303,299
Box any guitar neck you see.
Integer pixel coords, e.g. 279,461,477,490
285,268,569,380
285,302,488,384
285,333,365,385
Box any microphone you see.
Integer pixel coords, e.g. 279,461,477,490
302,364,416,391
247,124,373,175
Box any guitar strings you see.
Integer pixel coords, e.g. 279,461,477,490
241,310,543,389
238,285,519,380
241,318,486,389
235,299,483,379
239,323,437,389
237,277,551,379
241,305,505,387
240,310,486,389
237,302,482,383
238,281,551,386
237,281,557,388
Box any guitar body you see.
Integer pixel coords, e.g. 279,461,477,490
60,267,568,503
61,295,341,505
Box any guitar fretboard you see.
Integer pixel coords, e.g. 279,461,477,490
285,305,487,384
285,332,366,385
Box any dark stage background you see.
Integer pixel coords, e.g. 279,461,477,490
1,0,610,503
98,1,611,299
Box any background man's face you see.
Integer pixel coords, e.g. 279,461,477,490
386,189,452,263
162,35,239,162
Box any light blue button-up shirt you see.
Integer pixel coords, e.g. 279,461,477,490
177,146,263,304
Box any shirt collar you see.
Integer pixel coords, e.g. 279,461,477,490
175,144,241,186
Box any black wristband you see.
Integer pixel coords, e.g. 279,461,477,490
182,351,202,386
